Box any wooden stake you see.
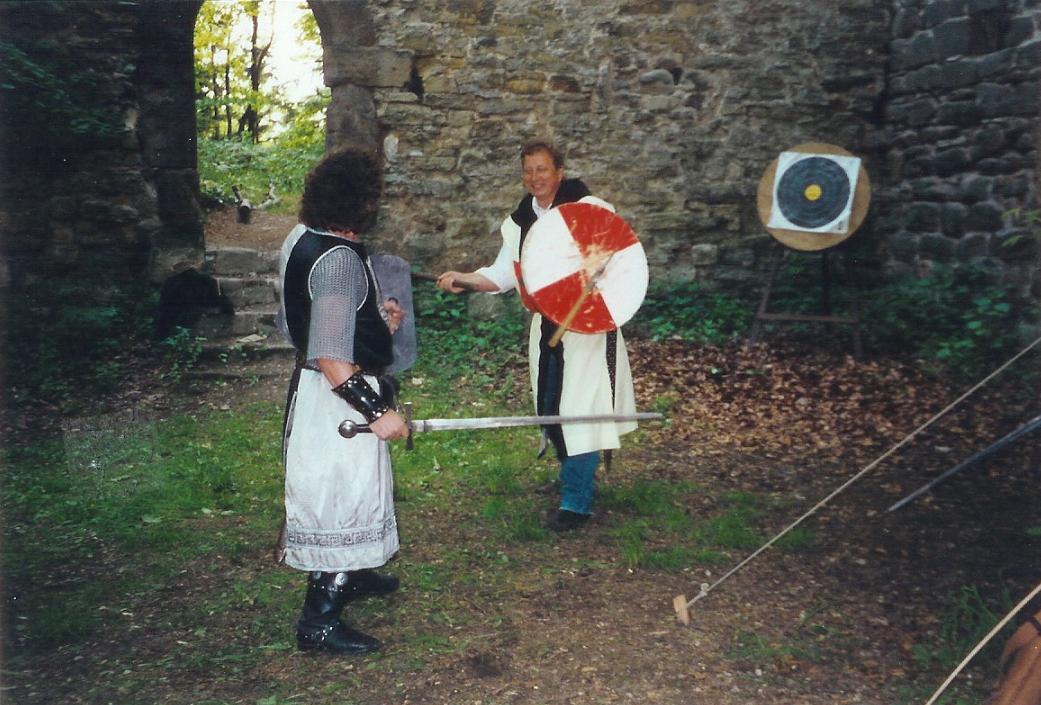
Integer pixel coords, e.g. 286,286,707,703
673,594,690,626
548,254,614,348
548,286,594,347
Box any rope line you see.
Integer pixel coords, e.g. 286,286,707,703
923,580,1041,705
683,334,1041,612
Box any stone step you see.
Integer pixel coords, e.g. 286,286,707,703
217,275,280,308
193,304,278,338
198,331,295,362
206,247,279,276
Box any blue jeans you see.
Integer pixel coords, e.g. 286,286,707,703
559,451,599,515
539,336,600,514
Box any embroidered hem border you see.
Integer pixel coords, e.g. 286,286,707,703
286,515,397,549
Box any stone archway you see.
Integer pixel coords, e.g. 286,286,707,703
137,0,206,279
141,0,409,275
309,0,412,153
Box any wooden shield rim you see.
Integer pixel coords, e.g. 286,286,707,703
756,142,872,252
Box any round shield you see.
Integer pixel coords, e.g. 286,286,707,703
756,142,872,252
520,202,648,334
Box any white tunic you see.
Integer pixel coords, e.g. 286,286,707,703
476,196,638,455
279,225,399,572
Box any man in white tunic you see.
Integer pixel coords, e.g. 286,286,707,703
279,149,409,655
437,141,637,531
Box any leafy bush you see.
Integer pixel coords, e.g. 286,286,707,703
412,287,528,377
631,280,755,344
196,137,324,211
5,281,156,404
864,264,1032,381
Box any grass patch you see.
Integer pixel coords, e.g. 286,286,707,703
3,403,284,653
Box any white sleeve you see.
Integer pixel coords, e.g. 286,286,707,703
474,217,519,293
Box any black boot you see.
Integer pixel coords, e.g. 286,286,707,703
344,568,400,600
296,572,381,655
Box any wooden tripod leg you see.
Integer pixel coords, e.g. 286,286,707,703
746,245,784,347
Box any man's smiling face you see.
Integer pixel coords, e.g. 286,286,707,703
522,149,564,207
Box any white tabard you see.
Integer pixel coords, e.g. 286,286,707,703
278,224,399,573
477,196,637,455
283,369,399,572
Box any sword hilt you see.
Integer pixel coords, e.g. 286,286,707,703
337,402,416,447
337,420,372,438
404,401,414,451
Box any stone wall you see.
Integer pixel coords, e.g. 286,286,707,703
0,0,1037,312
0,0,204,291
326,0,892,292
883,0,1040,296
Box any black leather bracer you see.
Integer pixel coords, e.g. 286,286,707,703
332,372,390,423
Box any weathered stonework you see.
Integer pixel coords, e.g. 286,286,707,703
0,0,205,289
0,0,1037,322
884,0,1040,297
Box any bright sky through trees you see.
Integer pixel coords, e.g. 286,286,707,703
265,1,323,103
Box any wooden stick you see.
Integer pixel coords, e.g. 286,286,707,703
548,286,593,347
412,271,478,293
673,594,690,626
548,255,613,347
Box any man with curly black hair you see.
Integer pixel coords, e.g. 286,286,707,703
275,148,409,655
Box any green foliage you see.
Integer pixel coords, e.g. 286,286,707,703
411,287,529,377
159,327,207,382
864,265,1031,381
911,585,1012,672
194,0,325,147
197,137,324,209
631,279,754,343
0,40,123,164
1001,208,1041,250
5,281,156,404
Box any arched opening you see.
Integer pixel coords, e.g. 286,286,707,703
191,0,327,253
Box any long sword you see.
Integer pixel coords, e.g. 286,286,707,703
338,407,662,444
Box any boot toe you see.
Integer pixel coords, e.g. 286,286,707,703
298,621,381,655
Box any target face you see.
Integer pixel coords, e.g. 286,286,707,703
757,143,872,252
520,202,648,334
775,156,851,229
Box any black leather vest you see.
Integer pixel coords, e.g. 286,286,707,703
283,230,394,372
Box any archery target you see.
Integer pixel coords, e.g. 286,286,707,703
520,202,648,334
768,152,859,234
757,143,872,252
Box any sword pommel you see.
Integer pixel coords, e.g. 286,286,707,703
338,420,369,439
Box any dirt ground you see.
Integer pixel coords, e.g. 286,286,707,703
21,337,1034,705
5,208,1041,704
204,206,297,252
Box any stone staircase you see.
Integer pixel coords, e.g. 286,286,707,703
192,246,294,365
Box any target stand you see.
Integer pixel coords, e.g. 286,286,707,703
745,142,871,358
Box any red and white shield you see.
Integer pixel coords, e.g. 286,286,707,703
520,202,648,334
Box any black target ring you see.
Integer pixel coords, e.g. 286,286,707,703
775,156,851,229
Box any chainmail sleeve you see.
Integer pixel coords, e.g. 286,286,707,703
305,246,369,365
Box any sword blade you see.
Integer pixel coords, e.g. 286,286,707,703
413,412,661,433
338,412,661,439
